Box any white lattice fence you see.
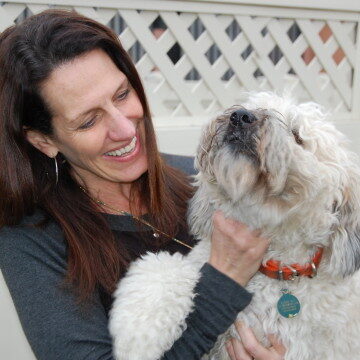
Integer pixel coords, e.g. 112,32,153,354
0,0,360,122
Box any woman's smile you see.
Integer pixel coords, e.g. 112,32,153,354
103,132,141,162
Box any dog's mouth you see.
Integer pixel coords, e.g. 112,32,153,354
223,108,262,159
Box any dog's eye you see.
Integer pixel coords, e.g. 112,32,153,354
292,130,303,145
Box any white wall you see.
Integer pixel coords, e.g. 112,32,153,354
335,121,360,157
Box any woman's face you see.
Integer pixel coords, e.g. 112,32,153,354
35,49,148,191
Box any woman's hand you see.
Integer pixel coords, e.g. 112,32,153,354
209,211,270,287
226,322,286,360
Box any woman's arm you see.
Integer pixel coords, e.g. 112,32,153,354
162,263,252,359
162,212,268,359
1,213,263,360
1,225,251,360
0,224,115,360
110,211,267,360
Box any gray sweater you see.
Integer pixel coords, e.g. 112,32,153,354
0,155,252,359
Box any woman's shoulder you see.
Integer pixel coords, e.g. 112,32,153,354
0,209,62,237
0,210,67,268
161,153,196,176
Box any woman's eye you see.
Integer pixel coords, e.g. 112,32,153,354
116,89,130,101
79,116,97,130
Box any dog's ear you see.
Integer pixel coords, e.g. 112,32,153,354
330,166,360,277
188,178,215,242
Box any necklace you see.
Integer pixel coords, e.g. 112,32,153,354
79,186,193,250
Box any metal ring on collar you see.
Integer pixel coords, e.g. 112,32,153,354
287,265,299,281
310,261,317,278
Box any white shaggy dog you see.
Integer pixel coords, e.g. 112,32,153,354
109,93,360,360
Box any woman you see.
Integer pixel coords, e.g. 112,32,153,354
0,10,284,360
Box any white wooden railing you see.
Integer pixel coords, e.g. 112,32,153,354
1,0,360,123
2,0,360,155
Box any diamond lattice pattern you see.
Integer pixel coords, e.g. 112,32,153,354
1,3,357,116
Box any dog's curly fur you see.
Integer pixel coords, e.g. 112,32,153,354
109,92,360,360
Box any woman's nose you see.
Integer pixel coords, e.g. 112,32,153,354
107,108,136,141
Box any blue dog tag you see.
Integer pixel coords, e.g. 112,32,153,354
277,289,301,318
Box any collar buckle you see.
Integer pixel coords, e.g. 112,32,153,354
278,267,284,281
288,266,299,281
309,261,317,278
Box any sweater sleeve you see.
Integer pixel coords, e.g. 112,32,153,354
0,224,252,360
162,263,252,359
0,225,115,360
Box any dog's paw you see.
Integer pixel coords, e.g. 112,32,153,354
109,251,201,360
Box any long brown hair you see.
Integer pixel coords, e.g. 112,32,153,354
0,10,193,300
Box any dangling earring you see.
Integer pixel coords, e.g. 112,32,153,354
53,156,58,185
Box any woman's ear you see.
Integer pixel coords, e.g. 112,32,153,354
25,129,59,158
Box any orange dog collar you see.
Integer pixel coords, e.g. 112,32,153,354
259,248,324,280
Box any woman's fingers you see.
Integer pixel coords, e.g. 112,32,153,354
226,340,237,360
210,211,270,287
226,338,253,360
235,321,268,359
234,322,285,360
268,334,286,356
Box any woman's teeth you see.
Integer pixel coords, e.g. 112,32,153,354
105,136,137,156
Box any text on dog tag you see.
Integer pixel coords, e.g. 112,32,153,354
277,289,301,318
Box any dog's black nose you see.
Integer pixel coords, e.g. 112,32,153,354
230,109,256,127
